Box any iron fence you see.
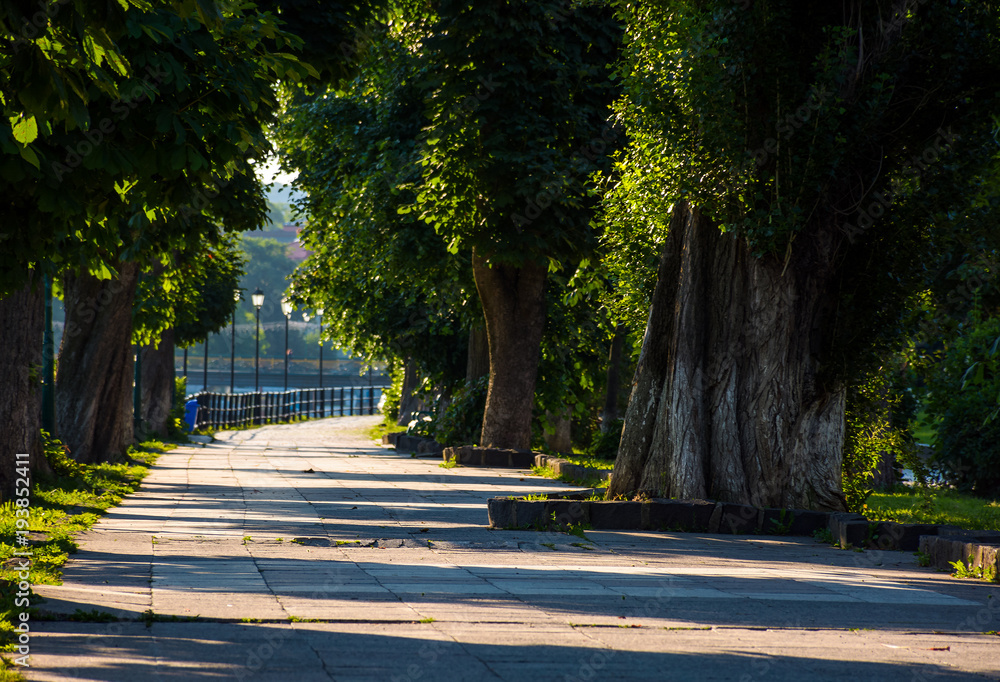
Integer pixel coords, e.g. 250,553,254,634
187,385,388,431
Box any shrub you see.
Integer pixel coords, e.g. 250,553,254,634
842,372,918,511
589,419,623,461
925,315,1000,497
432,376,487,446
380,364,405,423
166,377,189,441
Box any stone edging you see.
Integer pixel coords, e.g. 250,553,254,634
383,432,444,456
486,495,1000,582
438,447,612,481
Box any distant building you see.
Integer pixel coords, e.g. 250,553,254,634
284,223,311,262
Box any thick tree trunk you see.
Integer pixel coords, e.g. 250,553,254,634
600,323,626,432
473,251,547,450
466,325,490,382
141,327,175,438
57,263,140,464
608,203,847,511
396,358,423,426
0,275,47,503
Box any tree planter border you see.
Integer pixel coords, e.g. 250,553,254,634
486,495,1000,582
439,447,613,481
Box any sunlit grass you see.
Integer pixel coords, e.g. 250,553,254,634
864,488,1000,531
0,442,167,655
365,418,406,443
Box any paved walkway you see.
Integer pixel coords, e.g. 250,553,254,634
28,416,1000,681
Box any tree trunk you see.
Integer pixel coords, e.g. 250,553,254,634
600,323,626,432
141,327,175,438
466,325,490,382
57,262,140,464
0,275,47,503
396,358,423,426
543,409,573,454
608,203,847,511
473,251,548,450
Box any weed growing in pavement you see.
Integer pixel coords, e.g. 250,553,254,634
915,550,932,567
812,528,835,545
767,510,792,535
438,460,458,469
950,555,998,582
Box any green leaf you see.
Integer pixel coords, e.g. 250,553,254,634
18,145,40,169
12,116,38,145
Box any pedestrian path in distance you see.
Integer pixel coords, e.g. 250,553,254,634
28,416,1000,681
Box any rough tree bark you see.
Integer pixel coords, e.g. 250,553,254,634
473,251,548,450
141,327,175,438
465,325,490,382
57,262,140,464
600,323,626,432
0,275,48,502
608,203,847,511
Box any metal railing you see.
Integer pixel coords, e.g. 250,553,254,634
187,385,387,431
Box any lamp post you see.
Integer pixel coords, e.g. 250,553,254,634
317,308,324,390
281,298,293,391
252,288,264,391
231,289,241,394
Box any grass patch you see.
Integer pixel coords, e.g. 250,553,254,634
0,437,167,654
365,418,406,443
530,464,604,489
0,656,26,681
864,488,1000,531
552,454,615,471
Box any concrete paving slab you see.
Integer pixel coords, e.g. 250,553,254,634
24,416,1000,681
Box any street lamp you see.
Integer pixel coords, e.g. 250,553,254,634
231,289,241,394
252,288,264,392
281,298,293,391
317,307,324,390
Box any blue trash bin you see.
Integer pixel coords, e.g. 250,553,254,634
184,399,200,433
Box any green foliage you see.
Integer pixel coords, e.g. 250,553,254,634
842,371,918,511
166,377,189,441
605,0,1000,401
380,365,405,423
276,26,470,384
1,1,307,296
864,488,1000,532
432,377,488,447
924,314,1000,497
134,232,245,348
589,419,623,461
950,555,997,582
414,0,620,265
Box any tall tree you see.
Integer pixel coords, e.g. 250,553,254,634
1,0,137,497
2,1,305,463
133,233,245,436
605,1,1000,509
277,26,472,389
414,0,621,449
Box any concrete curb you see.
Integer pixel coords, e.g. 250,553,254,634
487,495,1000,581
